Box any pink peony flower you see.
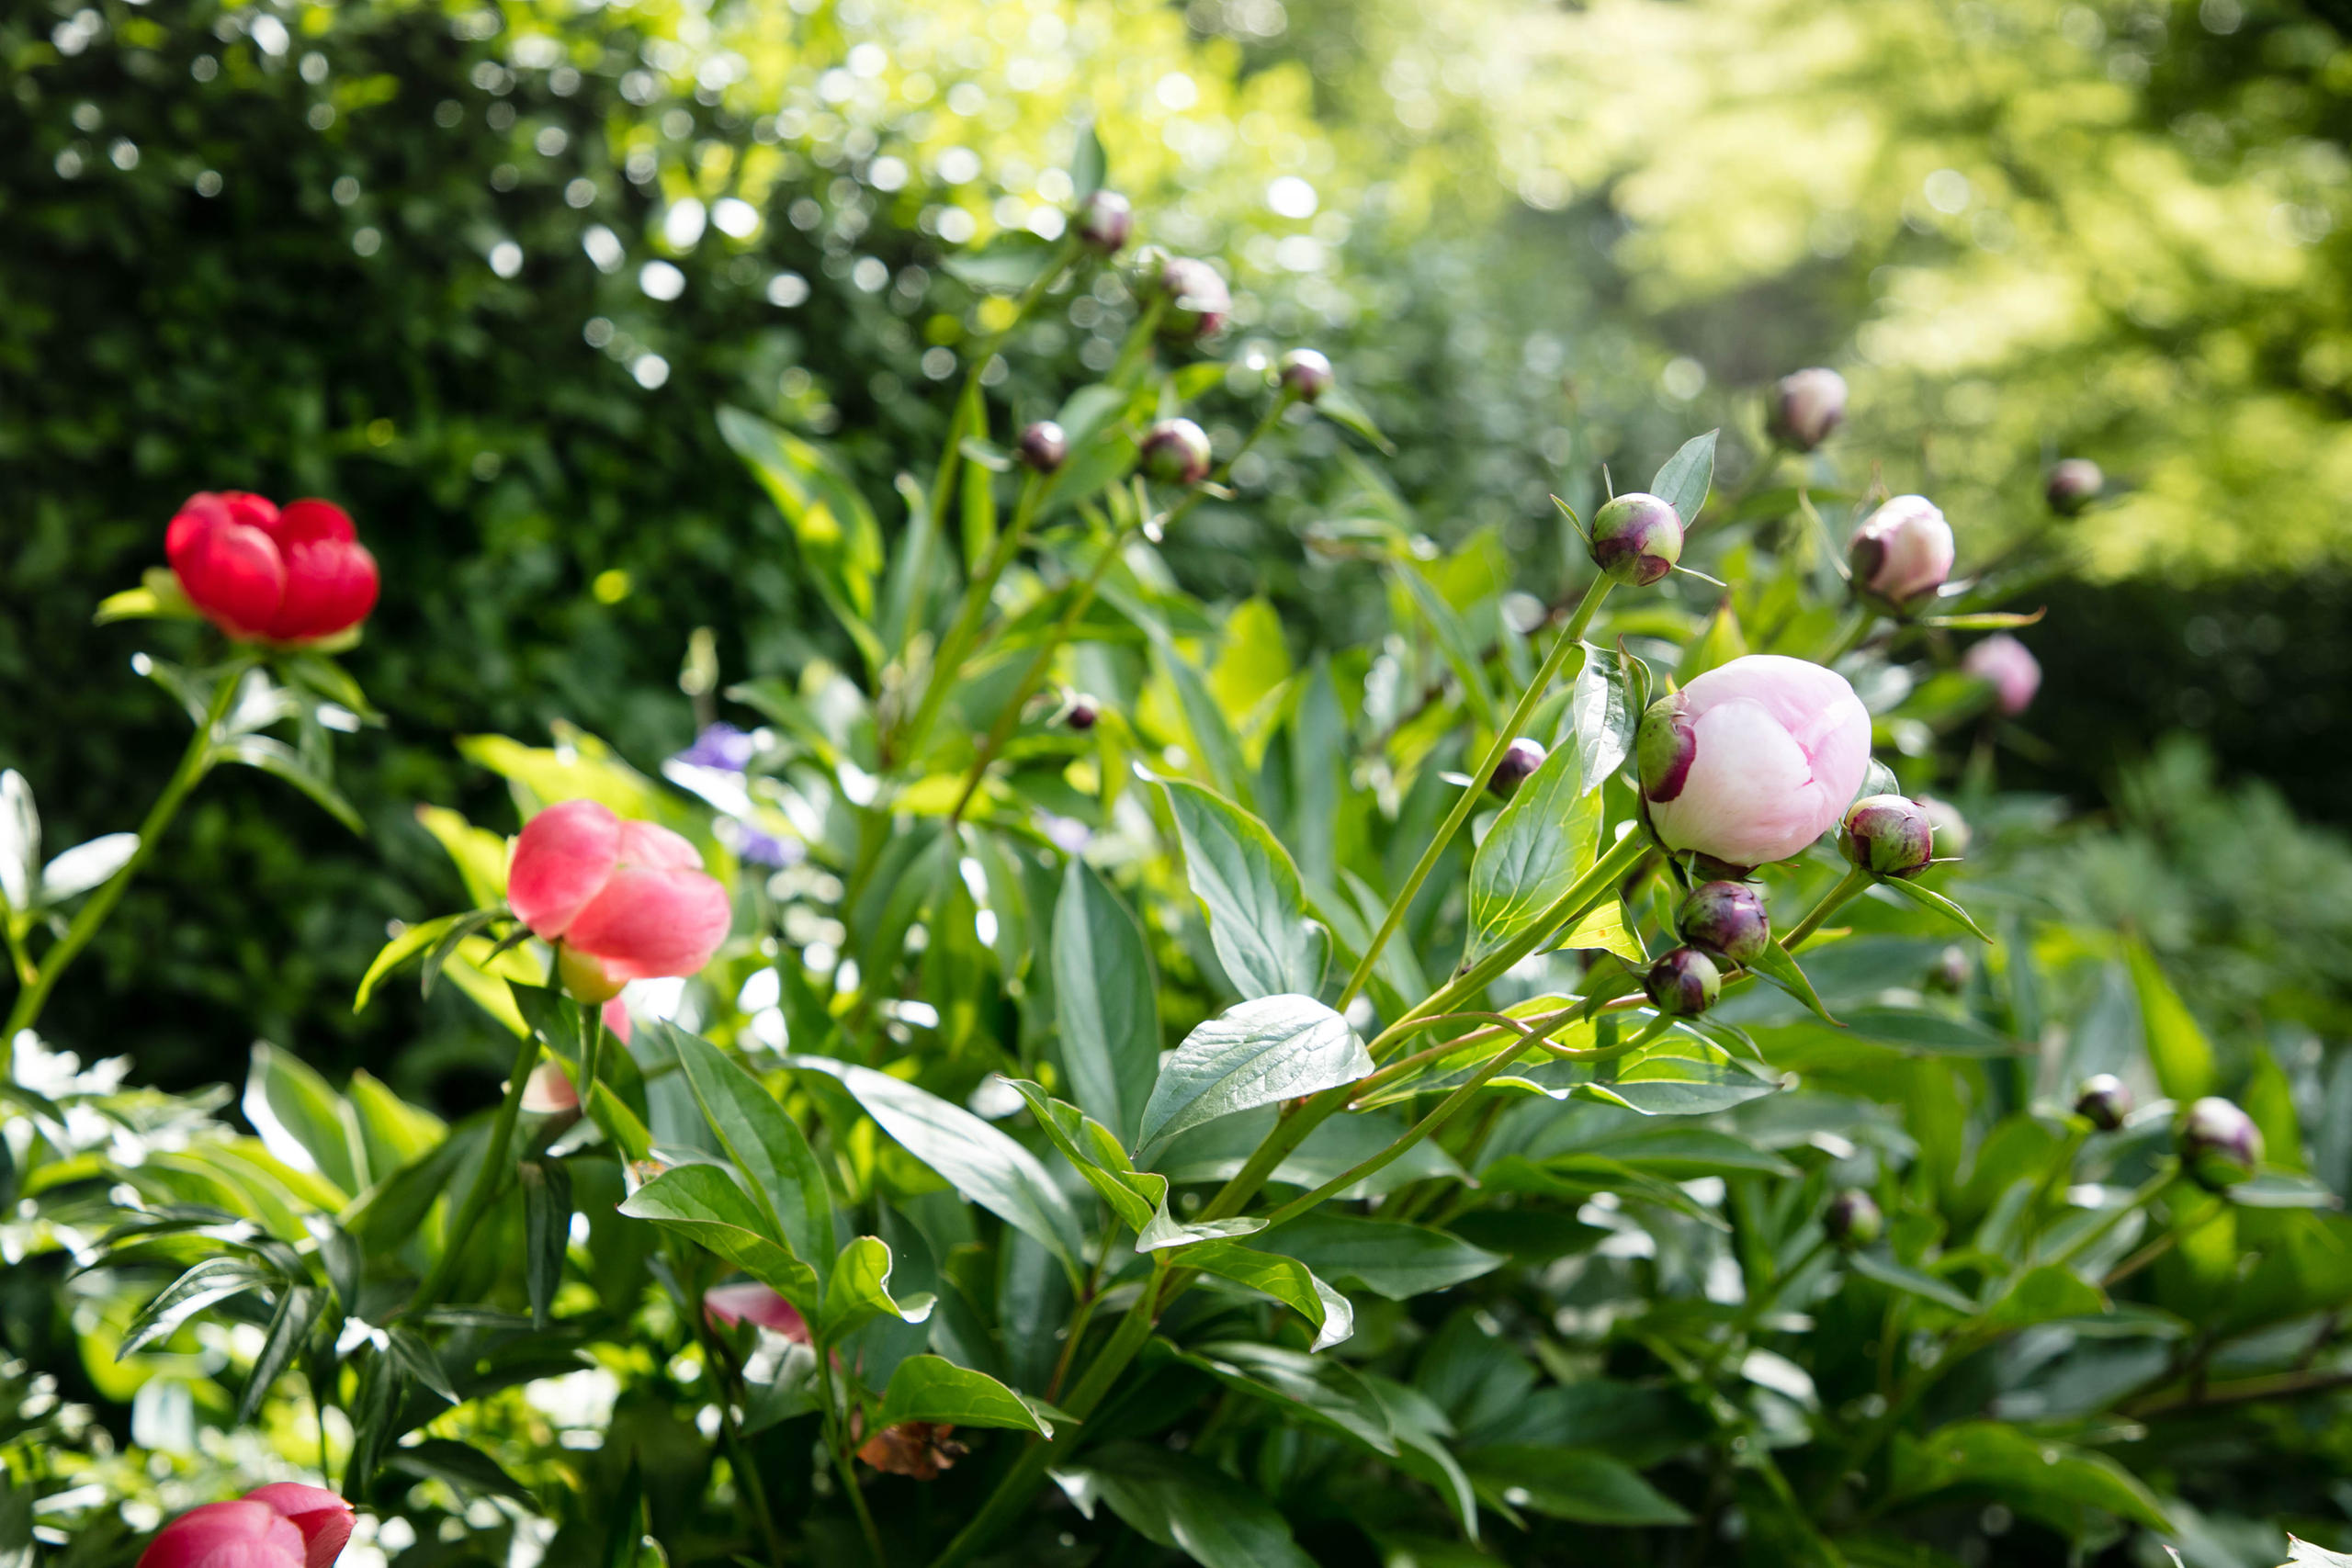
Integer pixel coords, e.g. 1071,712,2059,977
238,1486,355,1568
508,800,730,997
166,493,379,644
1962,633,2041,716
140,1488,353,1568
1638,655,1874,869
704,1282,810,1343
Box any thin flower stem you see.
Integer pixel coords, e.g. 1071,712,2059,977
5,654,254,1051
407,1028,541,1315
923,241,1080,530
897,472,1046,761
1337,574,1614,1010
816,1349,888,1568
1779,865,1871,953
1818,604,1876,664
689,1312,789,1568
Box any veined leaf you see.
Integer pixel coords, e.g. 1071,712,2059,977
1248,1213,1505,1301
1158,779,1326,1000
1647,429,1717,525
617,1165,819,1313
820,1235,934,1341
1463,1446,1691,1527
876,1354,1069,1438
664,1025,834,1279
1053,1443,1318,1568
1052,860,1161,1147
119,1258,277,1359
1562,642,1645,794
1467,741,1598,964
1181,1239,1355,1351
1003,1079,1265,1251
1138,994,1371,1150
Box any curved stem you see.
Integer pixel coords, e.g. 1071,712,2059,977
898,472,1046,762
1779,865,1871,953
5,655,253,1050
1337,574,1614,1010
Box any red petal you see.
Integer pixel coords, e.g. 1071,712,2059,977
268,538,379,642
220,491,280,532
507,800,621,941
169,511,287,640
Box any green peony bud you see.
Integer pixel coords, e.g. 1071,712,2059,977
1487,737,1546,799
1644,946,1722,1017
1017,420,1069,474
1840,795,1935,880
2074,1073,2133,1133
2178,1097,2263,1190
2045,457,2103,517
1139,418,1213,486
1679,881,1770,965
1825,1189,1883,1248
1589,492,1684,587
1277,348,1335,403
1075,189,1134,253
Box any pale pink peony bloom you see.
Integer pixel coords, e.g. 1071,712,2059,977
1962,633,2041,716
1639,655,1874,869
508,800,730,992
1848,495,1954,610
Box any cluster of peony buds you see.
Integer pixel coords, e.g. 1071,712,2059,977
1846,495,1954,616
167,491,380,645
137,1485,353,1568
508,799,733,1002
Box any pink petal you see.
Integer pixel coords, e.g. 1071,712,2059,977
615,819,704,874
564,865,732,980
508,800,622,941
269,538,379,642
521,1061,580,1113
168,505,288,640
1650,699,1825,867
602,996,634,1043
705,1282,810,1341
240,1485,353,1568
142,1504,306,1568
268,501,356,547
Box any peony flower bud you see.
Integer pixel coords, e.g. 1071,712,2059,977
1139,418,1213,486
1487,737,1546,799
1064,695,1099,732
1847,495,1953,614
1074,189,1134,253
1840,795,1935,880
166,492,380,645
705,1280,811,1343
2178,1097,2263,1190
1678,881,1770,965
1927,944,1970,993
238,1487,355,1568
1962,634,2040,716
2045,457,2103,517
1017,420,1069,475
509,800,732,998
1277,348,1335,403
522,1060,581,1114
1918,796,1971,858
1644,946,1722,1017
1638,655,1873,871
1137,253,1231,340
140,1503,307,1568
2074,1073,2132,1133
1824,1189,1883,1248
1589,492,1684,587
1767,367,1848,452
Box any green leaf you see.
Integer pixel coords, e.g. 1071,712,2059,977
876,1354,1069,1438
1052,860,1161,1147
1248,1213,1504,1301
1138,994,1372,1150
384,1439,537,1506
717,406,886,670
236,1283,324,1426
784,1056,1086,1278
943,232,1057,293
664,1025,834,1279
2124,938,2217,1102
1313,383,1395,455
1978,1263,2109,1332
1744,940,1838,1026
1647,429,1718,525
244,1043,364,1196
210,735,365,832
1069,121,1107,201
119,1258,277,1358
1001,1079,1264,1250
1884,1421,2169,1532
1831,1007,2025,1056
387,1325,460,1404
518,1157,571,1331
819,1235,934,1341
1466,741,1598,964
1847,1251,1977,1314
1462,1446,1692,1526
355,912,468,1010
616,1164,819,1312
1875,874,1994,942
1163,1340,1398,1454
1180,1239,1355,1350
1674,599,1747,682
1158,778,1326,1000
1562,642,1644,794
1054,1443,1319,1568
1393,566,1498,729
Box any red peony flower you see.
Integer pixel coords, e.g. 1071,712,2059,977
166,491,379,644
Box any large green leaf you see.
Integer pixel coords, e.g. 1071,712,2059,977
785,1057,1086,1278
616,1165,819,1312
1647,428,1717,525
119,1258,278,1359
1462,1446,1692,1526
1884,1422,2169,1532
1561,641,1646,794
717,406,886,669
1052,860,1161,1147
819,1235,934,1341
1180,1239,1354,1350
1249,1213,1505,1301
664,1025,834,1279
875,1354,1068,1438
1138,994,1372,1150
1002,1080,1262,1250
1158,779,1326,1000
2125,938,2217,1102
1467,741,1598,964
244,1043,364,1196
1162,1340,1398,1454
1054,1443,1318,1568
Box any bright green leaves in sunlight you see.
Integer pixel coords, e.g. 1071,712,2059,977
664,1023,836,1279
1003,1079,1263,1252
876,1354,1069,1438
717,407,887,672
1562,642,1649,793
1052,860,1161,1147
1137,994,1372,1151
1159,779,1328,1001
1467,742,1598,965
618,1164,820,1313
1646,429,1717,527
820,1235,934,1340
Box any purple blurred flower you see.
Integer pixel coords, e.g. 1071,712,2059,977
735,827,796,868
675,723,756,773
1036,811,1093,855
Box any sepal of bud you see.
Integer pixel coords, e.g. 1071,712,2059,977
1487,738,1546,799
1825,1189,1883,1248
1679,881,1770,964
2074,1073,2133,1133
1017,421,1069,474
1064,696,1100,732
1768,367,1848,452
557,942,628,1004
2178,1096,2262,1189
1589,492,1684,587
1644,946,1722,1017
1840,795,1935,880
1140,418,1213,486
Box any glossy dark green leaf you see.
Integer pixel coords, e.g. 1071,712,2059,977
1052,860,1161,1147
1846,1251,1976,1314
1248,1213,1504,1301
664,1024,833,1276
1312,383,1395,454
875,1353,1068,1438
1744,940,1839,1026
1561,642,1645,793
1180,1239,1354,1350
211,736,365,832
236,1283,324,1426
1054,1442,1318,1568
384,1438,536,1505
246,1043,363,1196
820,1235,935,1341
119,1258,277,1359
1876,874,1995,942
386,1325,459,1404
1163,1340,1397,1454
1138,994,1371,1149
1462,1446,1692,1526
1883,1422,2168,1531
1977,1263,2108,1331
519,1157,571,1331
616,1164,819,1311
1647,429,1717,525
1158,778,1325,1000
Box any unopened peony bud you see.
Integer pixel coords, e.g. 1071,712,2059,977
1679,881,1770,964
2045,457,2103,517
2178,1097,2262,1190
1589,492,1684,587
1017,420,1069,474
1928,944,1970,993
1064,696,1099,732
238,1488,354,1568
1962,634,2040,716
1824,1189,1883,1248
166,493,380,645
1645,946,1722,1017
2074,1073,2133,1132
1278,347,1335,403
1487,737,1546,799
510,800,732,997
140,1489,356,1568
1140,418,1213,486
1638,656,1873,870
1767,367,1848,452
1137,252,1231,340
1848,495,1954,614
1918,796,1971,858
1074,189,1134,253
1841,795,1935,879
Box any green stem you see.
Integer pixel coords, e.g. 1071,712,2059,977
5,655,253,1051
407,1029,541,1315
924,242,1080,536
691,1313,788,1568
2046,1166,2179,1272
1700,1233,1830,1381
899,472,1046,762
1778,865,1871,953
1337,575,1614,1010
816,1348,888,1568
1818,604,1875,664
